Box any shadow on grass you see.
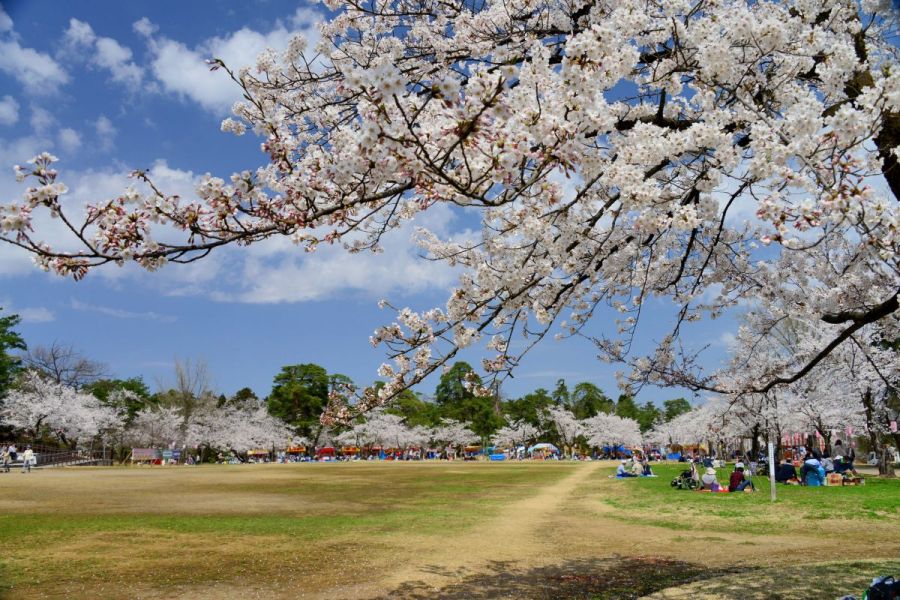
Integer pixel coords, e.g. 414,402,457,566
378,557,741,600
644,560,900,600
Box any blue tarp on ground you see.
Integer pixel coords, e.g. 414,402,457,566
602,445,633,456
490,454,506,461
667,452,682,460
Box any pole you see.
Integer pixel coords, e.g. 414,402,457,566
768,441,776,503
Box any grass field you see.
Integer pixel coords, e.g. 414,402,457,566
0,462,896,599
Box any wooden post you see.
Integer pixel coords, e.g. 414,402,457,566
768,441,776,503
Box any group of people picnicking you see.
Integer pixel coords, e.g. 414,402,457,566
613,456,656,478
774,439,860,486
1,444,35,473
669,458,756,492
668,439,864,492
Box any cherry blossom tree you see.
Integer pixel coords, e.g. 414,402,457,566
0,370,123,445
430,418,478,455
336,409,431,449
721,306,897,473
581,413,642,449
3,0,899,418
185,405,294,456
492,421,538,449
541,405,582,454
126,405,183,448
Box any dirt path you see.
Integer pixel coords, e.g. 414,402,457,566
352,462,602,598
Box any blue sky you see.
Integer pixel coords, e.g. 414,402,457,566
0,0,737,403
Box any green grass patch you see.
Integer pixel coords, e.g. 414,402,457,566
592,464,900,534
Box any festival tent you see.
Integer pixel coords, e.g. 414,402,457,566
527,443,560,454
316,447,336,460
601,445,633,457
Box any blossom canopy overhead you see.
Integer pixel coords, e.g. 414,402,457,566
2,0,898,419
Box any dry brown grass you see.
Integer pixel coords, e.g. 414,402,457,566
0,461,896,599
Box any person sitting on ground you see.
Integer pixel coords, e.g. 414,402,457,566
833,455,851,475
728,464,754,492
801,457,825,486
630,457,643,476
641,458,654,476
701,467,721,491
775,458,798,484
821,454,834,473
728,464,745,492
616,459,638,478
833,440,859,475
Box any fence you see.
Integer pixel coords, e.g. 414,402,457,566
0,442,112,468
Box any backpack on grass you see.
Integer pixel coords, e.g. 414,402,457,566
864,576,899,600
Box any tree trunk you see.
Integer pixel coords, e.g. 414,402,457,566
878,449,896,478
860,388,894,477
750,425,760,460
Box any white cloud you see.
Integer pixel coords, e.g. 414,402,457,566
61,18,144,92
58,127,81,153
0,151,461,304
138,10,322,114
716,331,737,350
30,105,54,133
0,298,54,323
132,17,157,38
94,37,143,89
0,4,12,33
0,94,17,125
70,299,176,323
0,40,68,95
213,204,463,304
17,306,55,323
62,18,96,50
94,115,116,150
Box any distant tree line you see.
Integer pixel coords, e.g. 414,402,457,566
0,307,692,455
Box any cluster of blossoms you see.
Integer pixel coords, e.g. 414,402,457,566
2,0,899,421
0,371,298,453
530,405,643,452
334,410,478,450
0,371,120,444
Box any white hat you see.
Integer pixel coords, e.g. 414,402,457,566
735,462,744,469
705,467,716,476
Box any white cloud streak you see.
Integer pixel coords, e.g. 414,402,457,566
70,299,177,323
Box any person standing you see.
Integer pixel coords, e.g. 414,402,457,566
21,446,34,473
2,446,10,473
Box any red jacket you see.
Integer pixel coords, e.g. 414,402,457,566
728,470,745,492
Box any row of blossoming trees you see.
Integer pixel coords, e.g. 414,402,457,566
647,311,899,475
0,366,645,461
0,371,296,461
1,0,898,465
336,404,643,456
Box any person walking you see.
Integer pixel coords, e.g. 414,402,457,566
2,446,10,473
21,446,34,473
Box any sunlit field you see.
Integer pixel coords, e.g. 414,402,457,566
0,462,897,599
